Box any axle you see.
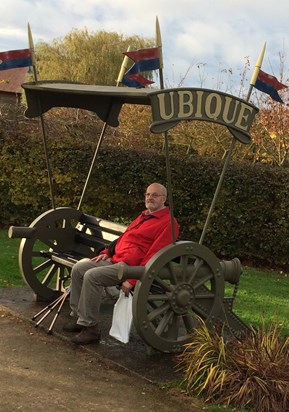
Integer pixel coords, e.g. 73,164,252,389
118,257,242,285
8,226,36,239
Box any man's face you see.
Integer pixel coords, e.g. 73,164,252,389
145,184,166,213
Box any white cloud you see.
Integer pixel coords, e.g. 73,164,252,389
0,0,289,90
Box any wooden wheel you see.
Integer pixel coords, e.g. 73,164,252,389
18,208,84,300
132,241,225,353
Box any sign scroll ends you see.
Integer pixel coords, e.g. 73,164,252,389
149,88,259,144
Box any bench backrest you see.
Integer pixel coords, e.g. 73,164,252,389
72,213,127,258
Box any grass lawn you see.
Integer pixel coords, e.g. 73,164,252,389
234,266,289,335
0,229,22,287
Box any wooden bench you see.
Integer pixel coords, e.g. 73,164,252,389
42,213,127,269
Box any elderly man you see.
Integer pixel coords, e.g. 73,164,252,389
63,182,179,345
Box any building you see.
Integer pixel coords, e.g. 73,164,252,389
0,67,30,105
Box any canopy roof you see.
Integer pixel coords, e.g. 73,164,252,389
22,81,259,144
23,81,154,127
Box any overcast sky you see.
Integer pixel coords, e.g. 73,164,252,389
1,0,289,94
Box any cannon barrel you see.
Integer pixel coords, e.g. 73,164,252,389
118,257,242,285
118,264,145,281
8,226,36,239
220,258,242,285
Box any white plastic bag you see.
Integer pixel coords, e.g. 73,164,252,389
109,290,133,344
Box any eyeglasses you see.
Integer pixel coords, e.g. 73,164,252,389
145,193,166,198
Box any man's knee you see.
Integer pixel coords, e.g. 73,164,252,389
83,266,102,282
71,258,92,279
84,265,120,287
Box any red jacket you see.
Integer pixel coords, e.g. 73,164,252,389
102,207,179,285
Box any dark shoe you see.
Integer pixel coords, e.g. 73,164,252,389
63,322,84,333
71,325,101,345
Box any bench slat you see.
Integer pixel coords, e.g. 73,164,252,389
79,214,126,237
40,215,128,270
74,232,107,249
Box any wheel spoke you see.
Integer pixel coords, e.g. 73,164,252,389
147,301,162,328
155,309,174,336
179,255,189,282
188,258,204,283
56,266,68,290
195,290,215,299
42,265,58,287
32,259,54,274
147,294,170,302
57,266,64,289
161,313,180,340
167,261,178,284
147,302,170,321
190,303,210,318
153,276,173,292
182,313,198,332
193,272,213,289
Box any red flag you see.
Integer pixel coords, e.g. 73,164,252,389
254,70,287,103
0,49,32,71
122,73,154,88
258,70,287,91
124,47,160,62
124,47,160,75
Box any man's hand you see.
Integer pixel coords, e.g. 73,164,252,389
91,253,109,262
121,280,134,296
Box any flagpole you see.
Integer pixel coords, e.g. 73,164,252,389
156,17,176,244
28,23,56,209
77,46,131,210
116,46,131,87
28,23,38,82
156,16,164,88
247,42,266,101
199,43,266,245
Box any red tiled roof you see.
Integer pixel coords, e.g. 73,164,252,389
0,67,29,94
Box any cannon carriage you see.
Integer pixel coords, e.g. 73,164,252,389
9,81,258,353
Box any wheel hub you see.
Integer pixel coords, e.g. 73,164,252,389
170,283,195,314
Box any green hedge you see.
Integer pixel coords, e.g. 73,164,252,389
1,114,289,269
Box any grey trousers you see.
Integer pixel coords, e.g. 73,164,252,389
69,258,124,327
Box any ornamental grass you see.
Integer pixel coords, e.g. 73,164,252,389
177,318,289,412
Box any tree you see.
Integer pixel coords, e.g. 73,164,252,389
247,98,289,166
32,29,289,167
34,28,155,85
